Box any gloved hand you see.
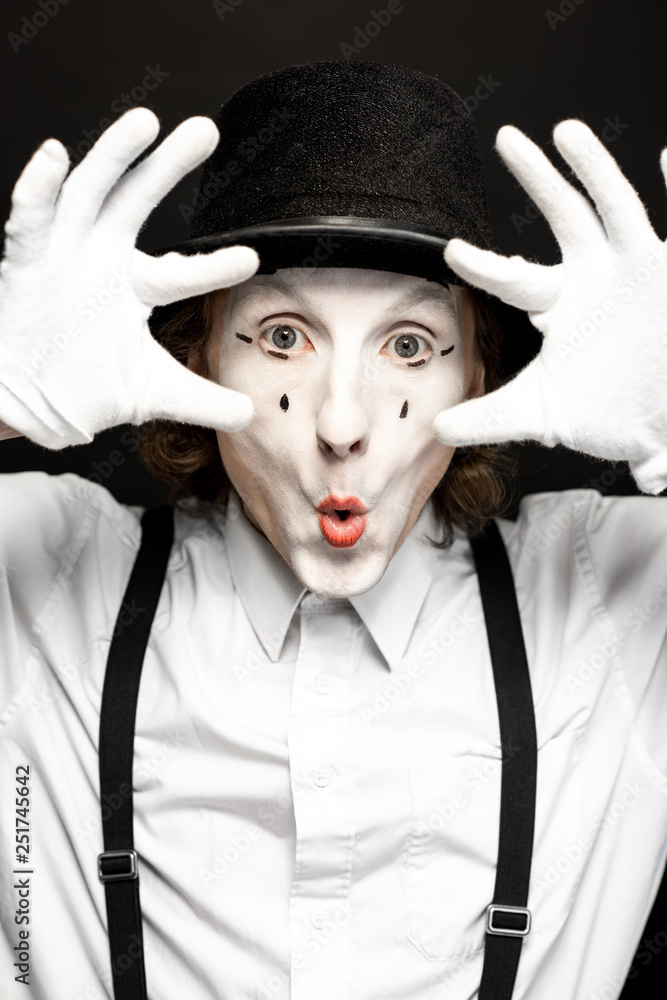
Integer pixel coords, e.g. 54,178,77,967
0,108,259,449
433,121,667,495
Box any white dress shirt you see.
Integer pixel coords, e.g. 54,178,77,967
1,471,667,1000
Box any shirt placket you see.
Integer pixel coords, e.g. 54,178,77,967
287,595,358,1000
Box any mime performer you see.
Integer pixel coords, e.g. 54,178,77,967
1,61,667,1000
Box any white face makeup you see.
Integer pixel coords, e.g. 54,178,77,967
202,268,484,598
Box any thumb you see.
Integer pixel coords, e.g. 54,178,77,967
628,453,667,496
445,239,563,312
433,363,550,447
140,341,254,431
133,245,260,306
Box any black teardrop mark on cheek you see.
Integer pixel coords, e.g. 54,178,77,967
280,394,289,411
441,345,455,356
268,350,289,360
235,332,252,343
399,399,408,419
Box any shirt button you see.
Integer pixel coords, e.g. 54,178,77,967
310,908,329,928
315,674,333,695
313,766,332,787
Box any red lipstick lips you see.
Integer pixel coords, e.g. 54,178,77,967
316,494,368,548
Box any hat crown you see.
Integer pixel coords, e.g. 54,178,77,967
189,60,493,249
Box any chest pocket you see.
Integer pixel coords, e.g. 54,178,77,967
406,731,585,963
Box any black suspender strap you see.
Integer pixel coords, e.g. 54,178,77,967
97,505,174,1000
470,519,538,1000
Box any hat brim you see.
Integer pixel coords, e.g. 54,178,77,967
157,216,462,286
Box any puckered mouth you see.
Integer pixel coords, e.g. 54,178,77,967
316,494,368,519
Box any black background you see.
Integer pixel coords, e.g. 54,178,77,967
0,0,665,515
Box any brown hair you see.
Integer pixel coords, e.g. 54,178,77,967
140,284,518,548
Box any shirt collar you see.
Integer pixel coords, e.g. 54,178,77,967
222,490,441,670
222,490,307,662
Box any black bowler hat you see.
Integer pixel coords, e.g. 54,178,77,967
165,60,494,284
157,61,541,377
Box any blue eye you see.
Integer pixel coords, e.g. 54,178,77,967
265,324,305,350
387,333,430,360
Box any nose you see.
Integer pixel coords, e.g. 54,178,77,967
315,357,371,459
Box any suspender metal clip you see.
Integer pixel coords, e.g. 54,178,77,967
98,849,138,882
485,904,531,937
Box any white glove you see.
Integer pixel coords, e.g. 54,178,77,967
433,121,667,495
0,108,259,449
